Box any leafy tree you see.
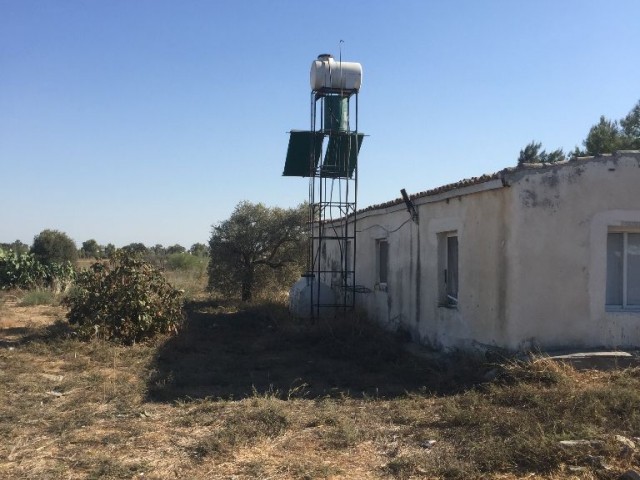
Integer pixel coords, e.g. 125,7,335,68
620,100,640,149
122,242,148,255
517,141,566,166
104,243,116,258
64,251,184,344
166,244,186,255
80,239,101,259
151,244,166,256
583,116,623,155
208,201,306,301
189,243,209,257
31,229,78,266
582,101,640,155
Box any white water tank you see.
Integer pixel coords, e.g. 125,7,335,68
289,275,336,318
310,54,362,92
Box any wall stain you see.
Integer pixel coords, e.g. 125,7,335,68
541,171,559,188
520,189,559,211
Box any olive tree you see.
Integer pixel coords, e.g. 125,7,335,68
31,229,78,266
80,239,101,259
207,201,306,301
189,243,209,257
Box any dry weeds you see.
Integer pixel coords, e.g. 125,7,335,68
1,292,640,479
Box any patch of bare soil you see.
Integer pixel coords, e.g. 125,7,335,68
0,297,65,344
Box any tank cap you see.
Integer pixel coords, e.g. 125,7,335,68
317,54,333,61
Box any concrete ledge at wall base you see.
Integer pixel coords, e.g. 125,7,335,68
544,350,640,370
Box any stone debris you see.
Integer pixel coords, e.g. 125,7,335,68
615,434,636,451
586,455,612,470
419,440,436,449
558,439,603,448
567,466,586,473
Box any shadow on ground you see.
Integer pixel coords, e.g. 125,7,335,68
147,300,489,402
0,320,72,348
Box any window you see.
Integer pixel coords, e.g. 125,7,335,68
606,231,640,310
439,232,458,307
376,239,388,286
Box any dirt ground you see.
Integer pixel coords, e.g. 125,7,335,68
0,297,64,343
2,295,640,479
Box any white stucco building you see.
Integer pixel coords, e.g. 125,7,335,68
318,151,640,351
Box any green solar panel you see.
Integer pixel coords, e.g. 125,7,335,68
321,133,364,178
282,131,324,177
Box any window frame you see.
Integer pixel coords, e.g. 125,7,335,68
606,229,640,312
376,238,389,290
438,231,459,308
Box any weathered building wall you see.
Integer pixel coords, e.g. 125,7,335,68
505,152,640,350
416,184,512,349
322,179,512,349
319,151,640,351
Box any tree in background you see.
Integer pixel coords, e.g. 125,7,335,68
518,99,640,161
166,244,186,255
208,201,306,301
189,243,209,257
517,141,565,166
31,229,78,266
0,240,29,255
583,116,624,156
122,243,148,255
80,239,102,259
620,100,640,149
104,243,116,258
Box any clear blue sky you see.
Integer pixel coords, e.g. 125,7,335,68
2,0,639,248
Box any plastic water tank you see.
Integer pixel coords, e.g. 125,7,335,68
289,274,336,318
310,54,362,92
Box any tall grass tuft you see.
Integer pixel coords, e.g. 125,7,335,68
19,289,58,306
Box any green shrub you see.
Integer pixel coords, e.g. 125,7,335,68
63,251,184,344
0,248,74,291
165,252,206,272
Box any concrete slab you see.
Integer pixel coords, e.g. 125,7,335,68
546,350,640,370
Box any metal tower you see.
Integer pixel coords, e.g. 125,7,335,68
283,54,364,318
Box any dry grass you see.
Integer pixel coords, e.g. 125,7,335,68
1,295,640,479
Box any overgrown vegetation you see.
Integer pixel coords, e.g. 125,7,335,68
63,251,184,343
2,299,640,479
